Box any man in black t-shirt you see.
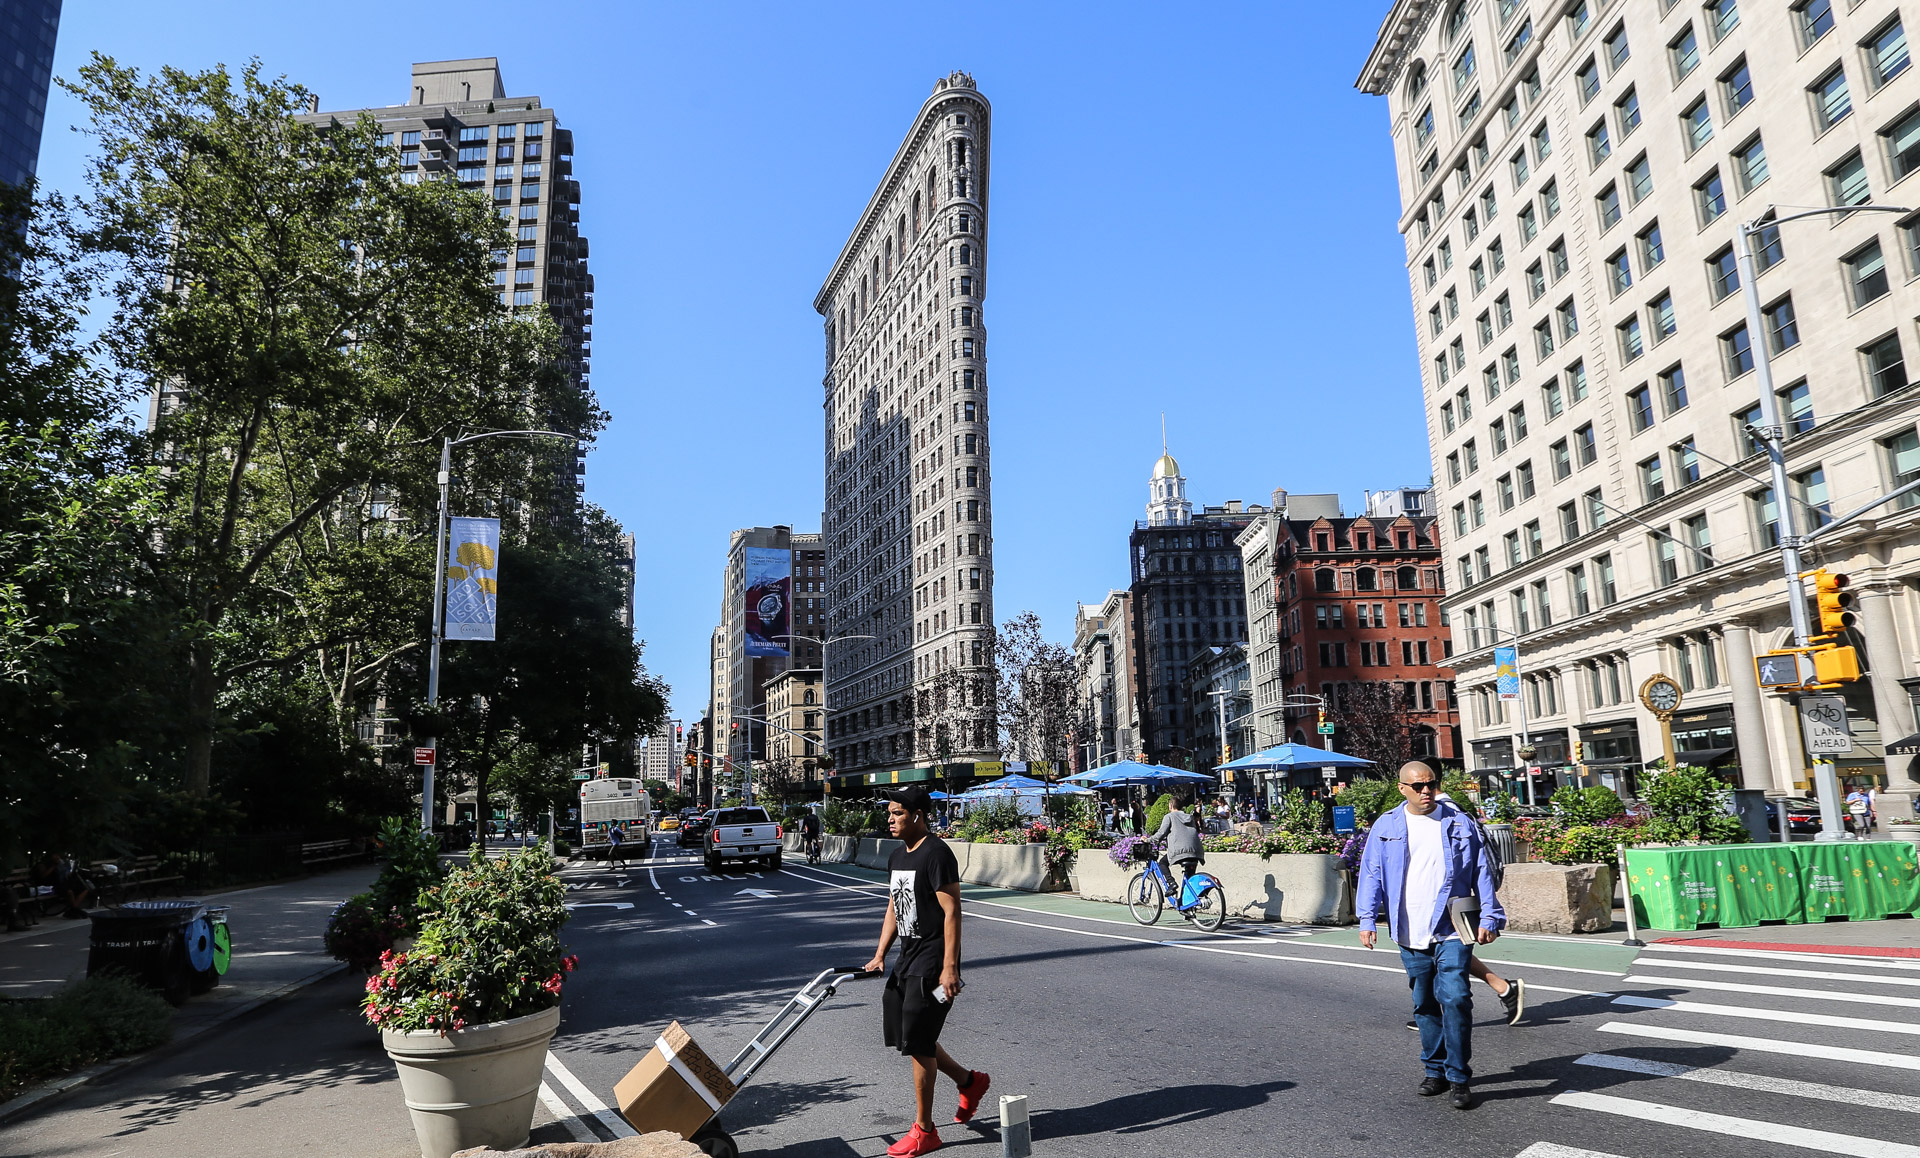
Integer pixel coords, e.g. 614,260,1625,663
861,786,991,1157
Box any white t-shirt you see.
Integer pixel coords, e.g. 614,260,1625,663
1399,809,1453,950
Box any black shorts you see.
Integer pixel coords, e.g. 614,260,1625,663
882,972,951,1057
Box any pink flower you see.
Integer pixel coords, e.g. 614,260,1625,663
542,973,563,995
562,955,579,973
365,976,381,993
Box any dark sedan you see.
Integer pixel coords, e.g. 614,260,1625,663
1764,797,1825,835
676,812,712,847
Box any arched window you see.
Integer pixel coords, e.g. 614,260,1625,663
1444,2,1469,43
1404,61,1429,106
1356,567,1379,592
1315,568,1338,593
959,243,972,266
1398,565,1420,590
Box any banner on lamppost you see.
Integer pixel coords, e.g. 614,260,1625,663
743,546,791,657
445,517,501,641
1494,646,1521,702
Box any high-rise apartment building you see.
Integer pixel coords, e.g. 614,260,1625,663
716,527,826,777
1128,451,1262,766
816,73,996,780
642,718,681,787
302,59,594,496
0,0,58,189
1360,2,1920,804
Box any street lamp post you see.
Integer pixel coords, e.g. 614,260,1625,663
420,428,579,835
1480,626,1535,807
757,633,873,805
1736,203,1911,841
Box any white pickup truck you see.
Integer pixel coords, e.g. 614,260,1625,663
704,806,784,872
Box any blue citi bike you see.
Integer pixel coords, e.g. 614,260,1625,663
1125,845,1227,931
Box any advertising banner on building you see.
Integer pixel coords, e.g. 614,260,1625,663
445,517,502,641
1494,646,1521,702
743,546,792,657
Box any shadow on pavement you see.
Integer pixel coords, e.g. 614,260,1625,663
1471,1044,1738,1103
1032,1078,1297,1137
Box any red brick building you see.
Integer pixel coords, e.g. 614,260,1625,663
1253,507,1461,771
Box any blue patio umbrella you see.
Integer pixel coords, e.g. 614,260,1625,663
1065,761,1217,787
956,774,1091,801
1216,743,1375,773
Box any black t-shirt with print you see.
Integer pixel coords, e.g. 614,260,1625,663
887,835,960,978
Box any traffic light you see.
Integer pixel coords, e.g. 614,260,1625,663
1572,741,1585,763
675,724,683,742
1812,645,1862,685
1756,650,1810,690
1808,569,1856,640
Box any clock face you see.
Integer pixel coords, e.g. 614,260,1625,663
1647,681,1680,712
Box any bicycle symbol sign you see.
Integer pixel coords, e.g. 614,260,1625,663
1798,694,1854,755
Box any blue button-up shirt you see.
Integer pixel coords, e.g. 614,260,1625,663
1356,800,1506,945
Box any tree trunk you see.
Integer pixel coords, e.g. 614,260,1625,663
185,635,219,796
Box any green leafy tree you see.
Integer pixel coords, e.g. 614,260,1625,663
1643,765,1749,844
64,57,596,796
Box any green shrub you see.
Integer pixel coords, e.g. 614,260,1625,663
1527,824,1628,865
552,839,571,856
1145,793,1176,837
1277,787,1324,834
1644,765,1749,844
1482,790,1521,823
1552,785,1627,828
1334,778,1399,827
0,975,173,1101
955,798,1027,842
369,816,446,933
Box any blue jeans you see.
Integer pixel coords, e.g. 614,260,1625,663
1399,937,1473,1083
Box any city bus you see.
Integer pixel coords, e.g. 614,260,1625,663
579,777,652,858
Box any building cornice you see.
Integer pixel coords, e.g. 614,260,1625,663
1356,0,1438,96
814,73,990,316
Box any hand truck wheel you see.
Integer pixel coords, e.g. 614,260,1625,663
690,1121,738,1158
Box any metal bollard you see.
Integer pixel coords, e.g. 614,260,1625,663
1000,1093,1032,1157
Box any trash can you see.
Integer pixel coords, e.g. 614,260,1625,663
88,900,230,1005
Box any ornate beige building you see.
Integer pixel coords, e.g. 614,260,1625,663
1359,1,1920,808
816,73,997,779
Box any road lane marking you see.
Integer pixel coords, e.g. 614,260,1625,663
1612,993,1920,1036
1629,957,1920,987
776,863,1623,981
1643,943,1920,970
544,1052,636,1139
1596,1021,1920,1071
1550,1089,1920,1157
538,1081,601,1142
1516,1145,1634,1158
1626,973,1920,1009
1574,1051,1920,1114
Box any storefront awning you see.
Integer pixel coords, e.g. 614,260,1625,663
1889,733,1920,757
1675,746,1738,766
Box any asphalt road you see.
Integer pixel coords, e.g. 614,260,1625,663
541,836,1920,1158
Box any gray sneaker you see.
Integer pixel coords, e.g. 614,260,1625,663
1499,977,1527,1025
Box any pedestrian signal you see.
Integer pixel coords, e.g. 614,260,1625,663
1756,650,1810,690
1811,645,1862,685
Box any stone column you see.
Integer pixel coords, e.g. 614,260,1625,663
1721,624,1774,793
1857,586,1920,822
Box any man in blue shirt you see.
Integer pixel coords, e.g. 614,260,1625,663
1357,762,1507,1110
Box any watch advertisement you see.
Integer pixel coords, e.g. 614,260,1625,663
744,546,792,657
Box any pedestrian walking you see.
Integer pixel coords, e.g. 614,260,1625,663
1357,761,1507,1110
607,824,628,868
1847,784,1874,834
861,786,989,1156
1131,799,1147,837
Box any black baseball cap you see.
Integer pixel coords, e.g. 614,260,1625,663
882,786,935,814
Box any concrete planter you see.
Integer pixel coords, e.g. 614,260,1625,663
953,840,1062,892
1500,862,1615,934
1068,849,1352,923
381,1004,561,1158
854,837,904,870
1885,827,1920,844
780,833,858,862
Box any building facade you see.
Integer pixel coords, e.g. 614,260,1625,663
764,667,826,795
301,59,593,497
1128,452,1262,766
0,0,58,190
1186,643,1255,776
816,73,997,780
716,527,826,775
1237,490,1461,787
642,718,682,787
1359,2,1920,805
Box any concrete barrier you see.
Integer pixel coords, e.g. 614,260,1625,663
959,841,1061,892
780,833,858,863
855,837,904,869
1070,849,1352,924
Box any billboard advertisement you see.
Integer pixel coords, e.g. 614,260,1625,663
445,517,502,641
1493,646,1520,702
743,546,791,657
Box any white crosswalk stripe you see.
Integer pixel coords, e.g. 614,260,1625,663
1512,939,1920,1158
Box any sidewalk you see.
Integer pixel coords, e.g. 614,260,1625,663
0,862,378,1122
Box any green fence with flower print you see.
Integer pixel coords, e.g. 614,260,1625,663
1625,840,1920,930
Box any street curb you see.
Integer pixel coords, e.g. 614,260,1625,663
0,960,351,1126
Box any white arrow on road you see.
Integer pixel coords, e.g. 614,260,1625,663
735,888,781,899
565,902,634,910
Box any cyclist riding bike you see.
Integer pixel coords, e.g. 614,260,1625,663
800,808,824,864
1152,797,1204,892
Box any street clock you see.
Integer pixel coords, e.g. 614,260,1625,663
1638,674,1684,770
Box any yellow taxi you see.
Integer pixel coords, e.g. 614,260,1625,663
658,816,681,831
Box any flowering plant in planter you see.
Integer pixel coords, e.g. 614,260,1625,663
362,843,573,1034
1107,835,1159,867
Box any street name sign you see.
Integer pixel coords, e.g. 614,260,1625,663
1798,695,1854,755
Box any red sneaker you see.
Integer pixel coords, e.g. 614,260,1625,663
886,1123,942,1156
953,1070,991,1123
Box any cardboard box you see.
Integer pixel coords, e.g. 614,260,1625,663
614,1021,738,1138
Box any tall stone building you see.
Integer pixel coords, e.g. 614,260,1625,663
0,0,58,190
642,719,681,787
1128,451,1262,766
816,73,996,780
1359,2,1920,805
300,59,594,496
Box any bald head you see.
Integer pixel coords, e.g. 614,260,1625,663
1398,761,1437,784
1397,761,1441,815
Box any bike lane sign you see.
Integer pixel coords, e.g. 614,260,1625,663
1798,694,1853,755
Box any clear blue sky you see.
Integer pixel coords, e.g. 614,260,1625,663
39,2,1427,727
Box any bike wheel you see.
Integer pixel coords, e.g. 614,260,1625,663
1188,877,1226,931
1126,869,1164,926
